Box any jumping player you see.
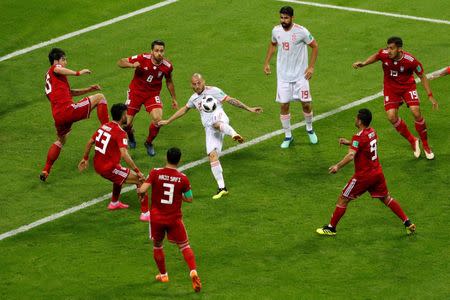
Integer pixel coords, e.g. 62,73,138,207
353,37,438,159
316,109,416,236
118,40,178,156
40,48,110,181
158,73,263,199
138,147,201,292
78,103,149,221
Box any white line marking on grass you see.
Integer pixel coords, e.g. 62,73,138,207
0,71,439,241
278,0,450,25
0,0,178,63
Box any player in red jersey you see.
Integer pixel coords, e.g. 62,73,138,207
118,40,178,156
316,109,416,236
138,147,201,293
78,104,149,220
40,48,110,181
353,37,438,160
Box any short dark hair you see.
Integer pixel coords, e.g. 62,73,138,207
167,147,181,165
110,103,127,121
48,48,66,65
280,6,294,16
357,108,372,126
387,36,403,48
151,40,165,49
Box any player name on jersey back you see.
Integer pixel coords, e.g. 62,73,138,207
158,174,182,183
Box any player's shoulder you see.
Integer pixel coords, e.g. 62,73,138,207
205,85,220,92
378,48,389,56
141,53,152,59
293,23,307,32
402,51,417,62
161,58,172,68
272,24,283,32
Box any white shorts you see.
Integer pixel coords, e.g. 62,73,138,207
204,111,229,155
276,79,312,103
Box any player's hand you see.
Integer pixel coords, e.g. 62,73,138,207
137,171,145,182
171,99,179,109
90,84,101,91
78,159,89,172
304,67,314,80
250,107,263,114
339,138,350,146
79,69,91,75
328,165,339,174
264,64,271,75
352,61,364,69
132,62,140,68
158,120,169,126
429,96,439,110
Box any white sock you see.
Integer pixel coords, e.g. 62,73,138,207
280,114,292,138
303,111,313,132
210,160,225,188
110,201,119,206
219,123,237,137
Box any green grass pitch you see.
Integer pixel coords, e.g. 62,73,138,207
0,0,449,298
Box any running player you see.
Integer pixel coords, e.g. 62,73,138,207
353,37,438,159
40,48,110,181
316,109,416,236
118,40,178,156
138,147,201,292
158,73,263,199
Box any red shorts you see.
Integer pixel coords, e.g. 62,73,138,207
125,89,162,116
383,85,420,111
96,164,130,185
341,171,388,200
54,97,91,137
150,218,188,244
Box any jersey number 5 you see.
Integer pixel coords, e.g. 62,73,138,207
161,183,174,204
369,139,378,161
95,129,111,154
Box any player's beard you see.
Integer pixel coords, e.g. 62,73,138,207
281,21,292,29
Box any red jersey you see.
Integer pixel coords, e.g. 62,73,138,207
92,121,128,173
146,167,191,223
376,49,424,90
350,127,383,177
127,54,173,96
44,64,73,117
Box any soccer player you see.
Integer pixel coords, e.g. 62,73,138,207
118,40,178,156
316,109,416,236
263,6,319,148
78,103,149,221
40,48,110,181
138,147,201,292
427,66,450,80
353,36,438,159
158,73,263,199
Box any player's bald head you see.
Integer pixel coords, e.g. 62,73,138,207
191,73,206,94
192,73,204,82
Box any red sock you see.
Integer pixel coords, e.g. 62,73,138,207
180,245,197,271
414,118,429,149
329,204,347,228
393,118,416,145
96,99,109,124
140,193,149,213
112,183,122,202
153,246,166,274
386,198,408,223
43,141,62,173
146,123,160,144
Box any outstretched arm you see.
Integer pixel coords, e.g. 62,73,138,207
158,105,190,126
418,73,438,110
120,148,144,180
352,53,379,69
117,58,140,68
223,97,263,114
329,148,356,174
78,138,95,171
70,84,101,96
54,66,91,76
263,42,277,75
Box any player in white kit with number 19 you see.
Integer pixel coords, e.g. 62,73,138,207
264,6,319,148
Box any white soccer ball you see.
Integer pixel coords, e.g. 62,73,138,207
201,95,217,113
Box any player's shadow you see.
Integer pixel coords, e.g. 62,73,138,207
106,281,195,298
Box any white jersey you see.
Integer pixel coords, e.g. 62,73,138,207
186,86,229,128
271,23,314,82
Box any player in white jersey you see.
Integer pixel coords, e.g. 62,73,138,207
158,73,262,199
264,6,319,148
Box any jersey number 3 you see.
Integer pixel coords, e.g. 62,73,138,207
95,129,111,154
161,183,174,204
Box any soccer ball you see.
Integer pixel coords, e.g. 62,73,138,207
201,95,217,113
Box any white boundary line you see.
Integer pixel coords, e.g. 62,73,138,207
278,0,450,25
0,0,178,63
0,88,396,241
